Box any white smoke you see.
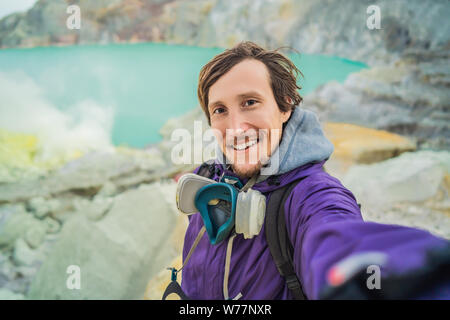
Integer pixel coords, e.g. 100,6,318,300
0,71,115,162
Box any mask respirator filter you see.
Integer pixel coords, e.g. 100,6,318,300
235,190,266,239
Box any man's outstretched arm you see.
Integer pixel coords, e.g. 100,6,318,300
286,172,450,299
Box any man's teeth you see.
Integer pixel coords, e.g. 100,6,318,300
233,139,258,150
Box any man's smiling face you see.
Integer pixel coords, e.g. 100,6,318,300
208,58,292,178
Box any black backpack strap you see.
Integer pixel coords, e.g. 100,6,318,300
162,280,191,300
197,159,216,179
265,178,307,300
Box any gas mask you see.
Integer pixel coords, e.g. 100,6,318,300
176,173,266,245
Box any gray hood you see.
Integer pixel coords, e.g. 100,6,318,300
215,107,334,180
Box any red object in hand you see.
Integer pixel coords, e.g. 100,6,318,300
327,266,346,287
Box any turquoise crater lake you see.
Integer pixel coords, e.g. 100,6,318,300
0,42,367,148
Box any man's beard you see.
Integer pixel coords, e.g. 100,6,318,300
221,129,273,179
230,160,263,179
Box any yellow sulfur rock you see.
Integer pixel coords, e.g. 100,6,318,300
0,128,38,167
323,122,417,178
0,128,84,183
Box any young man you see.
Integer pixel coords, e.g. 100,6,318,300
179,41,449,299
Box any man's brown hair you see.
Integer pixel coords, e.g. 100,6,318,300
197,41,303,125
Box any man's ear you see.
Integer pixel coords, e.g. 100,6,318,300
284,96,293,105
281,109,292,124
282,96,293,123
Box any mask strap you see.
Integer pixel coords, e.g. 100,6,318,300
223,233,242,300
171,226,205,281
181,226,205,271
240,174,259,192
223,233,236,299
221,173,259,300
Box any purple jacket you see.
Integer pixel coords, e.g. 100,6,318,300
180,108,449,299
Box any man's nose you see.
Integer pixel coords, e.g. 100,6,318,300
228,109,251,132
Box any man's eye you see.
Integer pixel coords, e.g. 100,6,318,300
244,99,258,107
213,107,225,114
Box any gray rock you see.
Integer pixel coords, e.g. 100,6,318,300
163,0,450,66
82,196,114,221
24,223,47,249
26,182,178,299
97,181,118,197
28,197,60,219
342,150,450,210
0,288,25,300
43,216,61,234
0,149,165,203
0,204,26,230
0,249,38,295
342,150,450,239
0,206,47,250
12,238,43,267
361,202,450,240
0,252,14,280
303,56,450,150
